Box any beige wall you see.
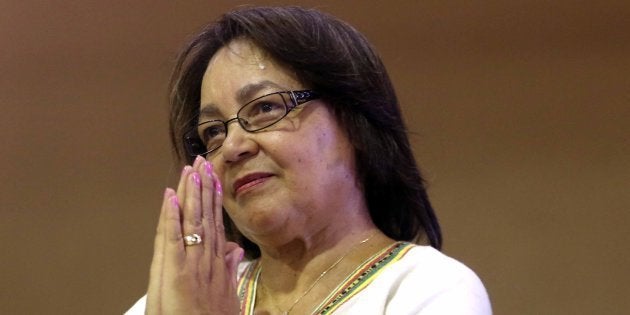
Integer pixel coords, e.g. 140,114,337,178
1,1,628,314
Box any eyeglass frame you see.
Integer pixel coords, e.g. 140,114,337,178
183,89,320,157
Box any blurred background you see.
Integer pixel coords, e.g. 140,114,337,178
1,1,628,314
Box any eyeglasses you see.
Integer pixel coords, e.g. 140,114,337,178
183,90,319,157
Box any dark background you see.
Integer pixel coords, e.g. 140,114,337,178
2,1,628,314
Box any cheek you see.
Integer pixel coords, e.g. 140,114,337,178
315,128,352,168
289,130,354,193
208,157,226,182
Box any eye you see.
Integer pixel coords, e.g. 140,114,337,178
249,101,284,117
199,123,225,142
238,93,289,130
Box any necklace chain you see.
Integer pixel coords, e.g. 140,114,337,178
260,232,376,315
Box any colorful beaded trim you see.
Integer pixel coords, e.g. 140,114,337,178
236,242,414,315
314,242,413,314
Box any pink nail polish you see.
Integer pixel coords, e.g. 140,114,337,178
238,250,245,262
204,161,213,177
216,180,223,195
192,172,201,186
170,195,179,208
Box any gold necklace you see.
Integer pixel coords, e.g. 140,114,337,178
259,232,376,315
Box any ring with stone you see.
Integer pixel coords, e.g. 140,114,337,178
183,233,202,246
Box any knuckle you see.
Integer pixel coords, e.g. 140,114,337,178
215,222,225,234
187,216,203,230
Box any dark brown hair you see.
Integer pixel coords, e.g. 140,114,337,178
168,6,442,257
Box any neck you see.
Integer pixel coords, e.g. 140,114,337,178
258,226,394,291
257,209,376,281
255,226,395,314
248,190,393,313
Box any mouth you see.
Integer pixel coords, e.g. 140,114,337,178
232,172,274,195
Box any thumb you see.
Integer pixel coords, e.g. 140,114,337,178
225,242,245,287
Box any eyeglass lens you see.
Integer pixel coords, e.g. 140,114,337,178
185,92,292,155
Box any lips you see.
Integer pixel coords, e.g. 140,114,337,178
232,172,274,195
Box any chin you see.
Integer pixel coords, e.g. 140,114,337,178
234,206,289,236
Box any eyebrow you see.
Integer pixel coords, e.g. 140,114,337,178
198,80,286,120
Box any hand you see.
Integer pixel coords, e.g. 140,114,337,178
146,156,244,314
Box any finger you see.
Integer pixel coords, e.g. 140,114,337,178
211,171,226,258
182,171,204,260
200,160,216,257
146,188,175,312
200,168,225,275
200,160,215,222
176,165,193,211
177,155,203,196
192,155,204,171
163,194,185,268
225,242,244,288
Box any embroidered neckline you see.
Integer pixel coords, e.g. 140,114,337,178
314,242,413,314
236,241,414,315
237,260,261,315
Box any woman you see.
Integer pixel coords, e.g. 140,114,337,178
127,6,491,315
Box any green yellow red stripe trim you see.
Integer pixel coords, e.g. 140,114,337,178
237,260,261,315
314,242,414,314
236,242,414,315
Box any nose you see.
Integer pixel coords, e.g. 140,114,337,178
220,117,258,163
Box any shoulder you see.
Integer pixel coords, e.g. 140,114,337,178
394,245,483,284
383,244,492,314
333,243,492,314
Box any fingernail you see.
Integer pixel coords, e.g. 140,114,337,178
181,165,192,176
195,155,205,164
216,179,223,195
164,187,174,197
204,161,213,177
238,250,245,262
170,195,179,208
192,172,201,186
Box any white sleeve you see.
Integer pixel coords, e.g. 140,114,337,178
409,271,491,314
124,294,146,315
331,246,491,315
386,249,492,315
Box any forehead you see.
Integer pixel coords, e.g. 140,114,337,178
199,39,301,118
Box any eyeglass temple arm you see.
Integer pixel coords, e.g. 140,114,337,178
292,90,319,105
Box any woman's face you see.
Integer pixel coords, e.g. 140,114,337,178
199,40,365,246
